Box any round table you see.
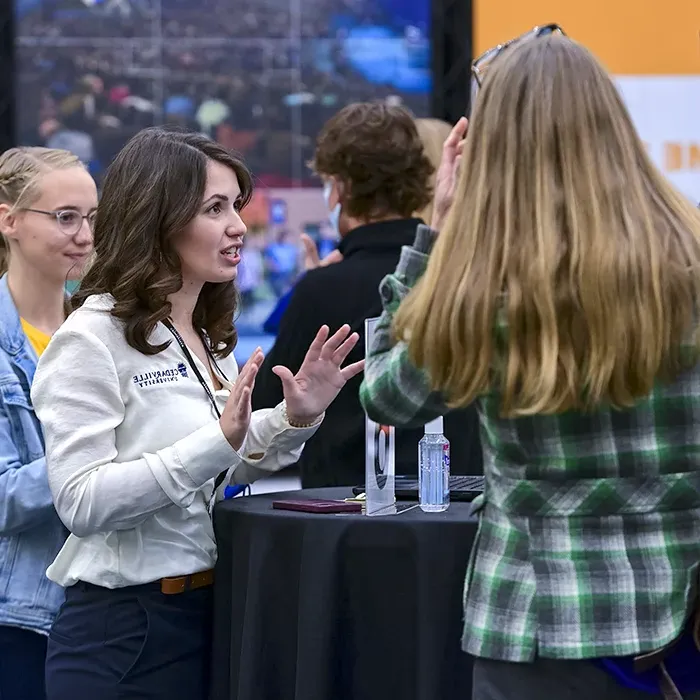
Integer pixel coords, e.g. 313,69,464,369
211,487,478,700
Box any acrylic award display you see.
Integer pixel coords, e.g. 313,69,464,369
364,318,396,516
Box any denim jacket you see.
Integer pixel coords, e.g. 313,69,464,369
0,275,66,634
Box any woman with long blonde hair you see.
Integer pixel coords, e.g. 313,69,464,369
0,147,96,699
361,35,700,699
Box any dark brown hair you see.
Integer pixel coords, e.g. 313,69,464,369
73,128,253,357
310,102,433,220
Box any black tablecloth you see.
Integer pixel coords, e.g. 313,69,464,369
211,487,478,700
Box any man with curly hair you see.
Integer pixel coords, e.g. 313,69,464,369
252,102,482,487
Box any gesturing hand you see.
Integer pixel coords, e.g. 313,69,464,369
273,325,365,425
219,348,264,451
431,116,468,232
300,233,344,271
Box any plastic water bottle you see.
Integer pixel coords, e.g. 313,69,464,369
418,417,450,512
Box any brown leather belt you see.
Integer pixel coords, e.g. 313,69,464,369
160,569,214,595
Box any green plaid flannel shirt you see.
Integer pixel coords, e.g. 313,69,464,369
360,224,700,662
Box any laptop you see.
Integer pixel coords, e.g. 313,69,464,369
353,475,484,502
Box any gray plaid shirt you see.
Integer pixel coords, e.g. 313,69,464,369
360,225,700,661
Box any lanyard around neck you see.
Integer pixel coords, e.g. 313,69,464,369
163,319,233,498
163,320,227,418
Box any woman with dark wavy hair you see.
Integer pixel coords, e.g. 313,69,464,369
30,127,364,700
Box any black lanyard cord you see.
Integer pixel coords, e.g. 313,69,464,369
163,320,221,418
202,336,229,384
163,320,231,493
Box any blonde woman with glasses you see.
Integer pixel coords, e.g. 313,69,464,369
361,35,700,700
0,147,96,700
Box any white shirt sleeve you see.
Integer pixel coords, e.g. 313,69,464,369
31,328,241,538
228,404,323,486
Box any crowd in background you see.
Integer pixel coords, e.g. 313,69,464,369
15,0,430,186
14,0,430,339
18,0,391,39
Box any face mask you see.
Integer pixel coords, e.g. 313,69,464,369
323,182,341,235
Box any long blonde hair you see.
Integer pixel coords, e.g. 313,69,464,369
414,118,452,225
0,147,83,275
394,36,700,417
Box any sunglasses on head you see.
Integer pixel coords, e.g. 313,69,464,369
469,24,566,112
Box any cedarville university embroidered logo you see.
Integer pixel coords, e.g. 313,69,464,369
133,363,189,388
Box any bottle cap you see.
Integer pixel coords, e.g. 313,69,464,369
425,417,444,434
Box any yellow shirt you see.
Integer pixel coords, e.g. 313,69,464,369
21,319,51,357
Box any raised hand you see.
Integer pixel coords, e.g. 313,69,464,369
300,233,344,271
219,348,264,450
431,116,468,231
272,325,364,425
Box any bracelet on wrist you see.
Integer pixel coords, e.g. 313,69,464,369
282,401,321,428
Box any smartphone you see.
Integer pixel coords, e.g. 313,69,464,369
272,499,362,514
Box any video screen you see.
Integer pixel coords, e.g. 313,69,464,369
15,0,432,352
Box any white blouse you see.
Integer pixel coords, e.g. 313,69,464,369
31,294,320,589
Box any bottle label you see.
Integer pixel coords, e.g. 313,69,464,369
443,444,450,469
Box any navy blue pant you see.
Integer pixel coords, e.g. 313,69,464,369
45,581,213,700
0,625,47,700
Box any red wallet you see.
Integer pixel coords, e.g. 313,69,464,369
272,499,362,514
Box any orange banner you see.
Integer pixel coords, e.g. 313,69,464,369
473,0,700,75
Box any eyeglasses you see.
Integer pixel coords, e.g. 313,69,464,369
471,24,566,102
22,208,97,236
